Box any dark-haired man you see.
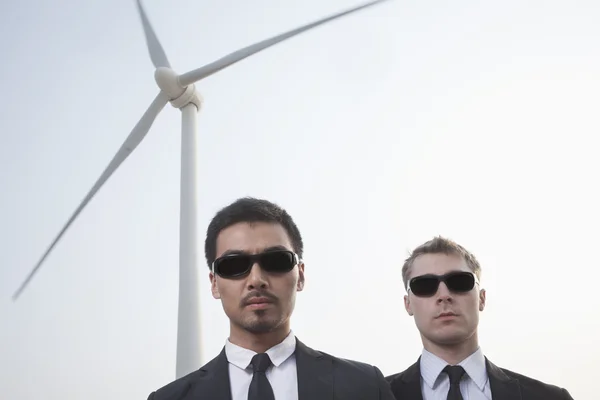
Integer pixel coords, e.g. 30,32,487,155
148,197,395,400
386,236,573,400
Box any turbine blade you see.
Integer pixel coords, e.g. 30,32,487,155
178,0,391,86
12,91,169,301
136,0,171,68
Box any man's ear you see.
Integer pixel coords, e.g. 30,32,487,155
404,294,413,316
479,288,486,311
296,262,305,292
210,272,220,299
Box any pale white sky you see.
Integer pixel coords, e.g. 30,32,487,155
1,0,598,398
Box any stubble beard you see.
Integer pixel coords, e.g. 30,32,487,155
241,310,284,334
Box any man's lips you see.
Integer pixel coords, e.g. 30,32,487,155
244,297,275,309
436,312,458,319
246,297,273,305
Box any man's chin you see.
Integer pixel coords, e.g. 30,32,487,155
429,328,470,345
242,317,280,334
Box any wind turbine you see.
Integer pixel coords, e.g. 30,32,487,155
12,0,391,378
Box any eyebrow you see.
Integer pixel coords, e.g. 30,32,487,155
219,245,290,258
219,249,245,258
263,245,289,252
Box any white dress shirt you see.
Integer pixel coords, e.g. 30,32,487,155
420,347,492,400
225,330,298,400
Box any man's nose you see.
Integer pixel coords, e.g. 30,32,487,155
247,263,268,289
436,282,453,303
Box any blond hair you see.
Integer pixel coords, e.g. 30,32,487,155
402,236,481,288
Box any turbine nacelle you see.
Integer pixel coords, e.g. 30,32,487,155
155,67,202,110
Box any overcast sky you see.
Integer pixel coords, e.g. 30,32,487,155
0,0,598,398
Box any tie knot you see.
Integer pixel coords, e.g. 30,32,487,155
443,365,466,385
250,353,272,373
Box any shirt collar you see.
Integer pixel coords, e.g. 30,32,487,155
420,347,488,391
225,330,296,371
459,347,488,391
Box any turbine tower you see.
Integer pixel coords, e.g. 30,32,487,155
12,0,391,378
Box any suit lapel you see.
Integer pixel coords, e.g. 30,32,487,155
185,348,232,400
295,339,333,400
390,356,523,400
389,358,423,400
486,358,522,400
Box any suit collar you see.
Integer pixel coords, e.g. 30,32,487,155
400,357,421,384
295,338,333,400
185,348,232,400
390,358,423,400
485,358,522,400
183,337,333,400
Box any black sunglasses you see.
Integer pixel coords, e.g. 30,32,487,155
408,271,477,297
212,250,300,278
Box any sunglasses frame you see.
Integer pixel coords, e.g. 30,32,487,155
407,270,480,297
212,249,301,278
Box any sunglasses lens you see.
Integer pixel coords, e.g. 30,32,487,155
214,250,297,278
260,251,296,273
214,255,251,278
445,272,475,292
410,276,440,297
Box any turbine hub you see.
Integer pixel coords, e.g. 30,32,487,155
154,67,202,110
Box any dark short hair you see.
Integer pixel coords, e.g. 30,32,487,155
204,197,304,268
402,236,481,289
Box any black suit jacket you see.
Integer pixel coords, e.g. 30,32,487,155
385,357,573,400
148,338,396,400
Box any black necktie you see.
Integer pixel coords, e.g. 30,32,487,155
248,353,275,400
443,365,466,400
